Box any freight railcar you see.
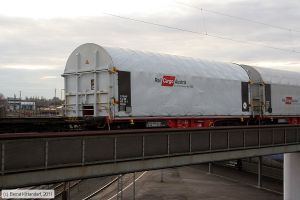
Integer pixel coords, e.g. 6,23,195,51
250,66,300,124
62,43,300,128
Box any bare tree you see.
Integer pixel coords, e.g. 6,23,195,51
0,93,7,117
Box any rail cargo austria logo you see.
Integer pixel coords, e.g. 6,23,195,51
285,96,293,104
282,96,299,105
161,76,175,87
154,75,193,88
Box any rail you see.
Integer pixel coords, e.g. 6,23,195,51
82,176,119,200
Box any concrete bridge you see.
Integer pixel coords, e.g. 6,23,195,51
1,125,300,199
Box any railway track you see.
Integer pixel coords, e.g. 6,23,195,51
53,180,81,199
82,172,147,200
81,177,119,200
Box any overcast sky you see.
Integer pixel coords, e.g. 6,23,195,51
1,0,300,99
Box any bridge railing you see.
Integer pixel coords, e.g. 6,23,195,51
1,125,300,175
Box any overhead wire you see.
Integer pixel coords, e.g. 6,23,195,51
103,12,300,54
200,7,207,35
175,1,300,34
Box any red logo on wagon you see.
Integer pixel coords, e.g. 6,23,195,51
286,96,293,104
161,76,175,87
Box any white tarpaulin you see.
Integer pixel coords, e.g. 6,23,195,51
255,67,300,116
63,43,250,117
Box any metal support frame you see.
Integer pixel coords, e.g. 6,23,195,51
1,143,4,175
81,139,85,165
209,131,212,150
142,136,145,158
45,141,48,169
64,78,67,116
189,133,192,153
117,175,120,200
133,172,136,200
227,131,230,149
243,131,246,148
120,175,123,200
208,162,212,174
67,182,71,199
93,51,99,117
62,182,69,200
117,174,123,200
114,137,117,161
75,53,81,116
167,134,170,155
258,128,261,147
160,169,164,183
257,156,262,188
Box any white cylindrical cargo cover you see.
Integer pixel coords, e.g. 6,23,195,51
63,43,250,117
255,67,300,116
284,153,300,200
255,67,300,86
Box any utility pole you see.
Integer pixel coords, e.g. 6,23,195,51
19,90,22,117
257,156,262,188
61,89,64,100
133,172,136,200
160,169,164,182
208,162,212,174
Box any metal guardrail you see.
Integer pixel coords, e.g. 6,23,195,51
0,125,300,176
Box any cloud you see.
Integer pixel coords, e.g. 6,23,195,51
1,65,60,70
0,68,63,99
40,76,57,80
0,0,300,98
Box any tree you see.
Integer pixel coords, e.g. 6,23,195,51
0,93,4,100
0,93,7,117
